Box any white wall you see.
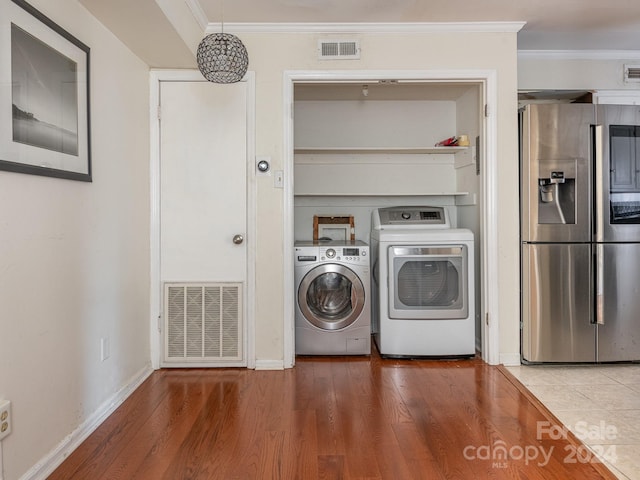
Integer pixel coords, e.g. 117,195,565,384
294,195,459,244
518,52,640,91
294,99,458,148
293,99,460,196
292,94,472,244
0,0,151,478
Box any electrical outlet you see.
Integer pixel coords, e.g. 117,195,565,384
0,400,11,441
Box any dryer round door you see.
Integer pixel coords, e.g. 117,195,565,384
298,263,366,330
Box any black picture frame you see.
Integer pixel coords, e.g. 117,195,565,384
1,0,91,181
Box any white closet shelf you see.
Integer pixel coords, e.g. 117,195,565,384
294,146,469,154
294,191,470,197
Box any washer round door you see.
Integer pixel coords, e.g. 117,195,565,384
298,263,366,330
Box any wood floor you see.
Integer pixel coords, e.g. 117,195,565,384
48,351,617,479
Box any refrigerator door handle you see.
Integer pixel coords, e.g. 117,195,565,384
594,125,604,241
595,243,605,325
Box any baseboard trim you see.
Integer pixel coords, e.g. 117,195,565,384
21,364,154,480
500,352,521,366
254,359,284,370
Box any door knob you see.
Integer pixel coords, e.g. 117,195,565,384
233,234,244,245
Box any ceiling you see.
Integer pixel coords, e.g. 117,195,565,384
80,0,640,69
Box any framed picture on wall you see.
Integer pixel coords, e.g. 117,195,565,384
0,0,91,181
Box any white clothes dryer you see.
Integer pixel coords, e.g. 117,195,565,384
295,240,371,355
370,206,475,357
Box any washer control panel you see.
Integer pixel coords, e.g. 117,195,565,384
295,243,369,266
319,246,368,263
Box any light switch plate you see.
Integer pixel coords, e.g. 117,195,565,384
274,170,284,188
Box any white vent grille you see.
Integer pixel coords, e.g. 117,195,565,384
624,64,640,83
164,283,242,364
318,39,360,60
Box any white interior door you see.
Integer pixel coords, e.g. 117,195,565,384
159,79,247,367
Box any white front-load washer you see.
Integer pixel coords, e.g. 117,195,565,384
371,206,475,357
295,240,371,355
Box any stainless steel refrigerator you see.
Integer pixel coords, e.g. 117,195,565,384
521,103,640,363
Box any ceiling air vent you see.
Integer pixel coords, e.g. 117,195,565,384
624,64,640,83
318,40,360,60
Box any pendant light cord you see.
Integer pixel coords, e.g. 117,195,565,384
220,0,224,34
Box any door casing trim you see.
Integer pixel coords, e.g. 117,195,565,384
283,69,500,367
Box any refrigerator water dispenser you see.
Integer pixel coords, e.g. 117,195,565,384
538,164,576,224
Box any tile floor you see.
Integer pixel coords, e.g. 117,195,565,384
506,364,640,480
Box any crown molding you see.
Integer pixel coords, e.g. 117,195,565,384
518,49,640,60
203,21,526,35
184,0,208,31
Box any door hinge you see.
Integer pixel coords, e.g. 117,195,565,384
485,312,490,326
157,314,162,332
484,104,490,117
157,105,161,121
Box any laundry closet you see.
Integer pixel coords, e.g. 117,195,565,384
293,81,484,352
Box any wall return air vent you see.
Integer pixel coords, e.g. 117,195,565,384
318,39,361,60
624,64,640,83
164,283,242,365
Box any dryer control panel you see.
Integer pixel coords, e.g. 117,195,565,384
375,206,450,229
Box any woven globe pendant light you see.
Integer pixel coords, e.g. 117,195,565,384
197,32,248,84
